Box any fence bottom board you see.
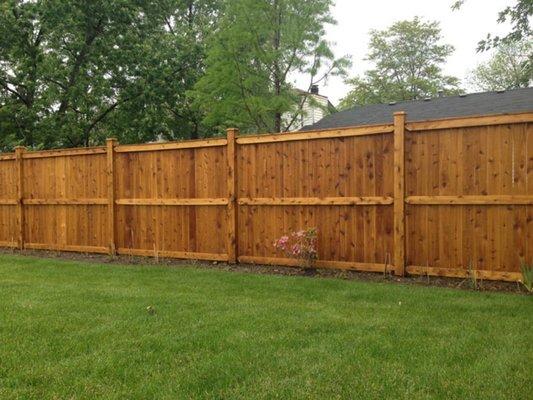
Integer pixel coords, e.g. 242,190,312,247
238,255,388,273
24,243,109,254
406,266,521,282
116,248,229,262
0,242,524,283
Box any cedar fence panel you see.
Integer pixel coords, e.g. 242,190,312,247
113,139,229,260
0,154,17,248
0,112,531,282
21,148,108,253
236,125,395,272
404,118,533,281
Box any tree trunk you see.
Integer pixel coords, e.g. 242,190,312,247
274,112,282,133
273,0,282,133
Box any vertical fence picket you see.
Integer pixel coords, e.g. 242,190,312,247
14,146,25,250
106,138,118,256
393,112,406,276
226,128,239,263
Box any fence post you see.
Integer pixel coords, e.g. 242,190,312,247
106,138,118,256
14,146,25,250
393,112,406,276
226,128,239,263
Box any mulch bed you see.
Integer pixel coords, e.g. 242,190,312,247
1,248,528,294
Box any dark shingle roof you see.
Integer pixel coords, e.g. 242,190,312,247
301,87,533,130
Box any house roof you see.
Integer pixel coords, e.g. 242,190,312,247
300,87,533,130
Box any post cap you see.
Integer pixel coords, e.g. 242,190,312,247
393,111,407,116
226,127,239,138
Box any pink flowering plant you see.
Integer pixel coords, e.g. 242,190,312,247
273,228,318,269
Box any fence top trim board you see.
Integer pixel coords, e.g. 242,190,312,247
114,138,227,153
235,123,394,144
406,111,533,131
23,147,107,159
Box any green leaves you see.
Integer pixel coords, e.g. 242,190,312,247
192,0,348,134
468,40,532,91
340,17,460,109
0,0,346,145
0,0,221,150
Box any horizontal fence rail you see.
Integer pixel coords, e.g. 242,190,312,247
0,111,532,281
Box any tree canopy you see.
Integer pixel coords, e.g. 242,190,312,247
339,17,461,110
0,0,220,151
192,0,348,133
468,40,532,91
0,0,345,149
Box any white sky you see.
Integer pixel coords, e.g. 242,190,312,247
294,0,514,105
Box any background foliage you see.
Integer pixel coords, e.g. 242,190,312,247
339,18,461,109
0,0,224,151
1,1,531,150
0,0,345,150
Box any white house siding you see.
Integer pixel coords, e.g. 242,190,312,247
283,93,331,132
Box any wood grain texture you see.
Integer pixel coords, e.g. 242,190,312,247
237,131,395,270
405,120,532,278
22,151,108,250
406,112,533,131
115,138,227,153
238,256,387,272
238,197,394,205
226,128,238,263
107,138,118,255
406,195,533,205
113,145,228,257
0,112,530,282
236,124,393,144
0,158,17,245
393,112,406,276
405,265,521,282
15,147,24,249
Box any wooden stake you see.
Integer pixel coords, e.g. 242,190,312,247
14,146,25,250
393,112,406,276
226,128,239,263
106,138,118,256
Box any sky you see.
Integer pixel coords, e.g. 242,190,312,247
295,0,514,105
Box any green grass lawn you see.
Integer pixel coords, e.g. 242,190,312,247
0,254,531,399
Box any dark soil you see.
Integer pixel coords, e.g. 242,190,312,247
0,248,528,294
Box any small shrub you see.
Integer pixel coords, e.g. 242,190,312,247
520,259,533,293
274,228,318,269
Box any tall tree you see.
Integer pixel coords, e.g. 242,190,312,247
0,0,221,150
107,0,221,141
468,40,532,91
193,0,349,134
0,0,148,148
339,17,460,109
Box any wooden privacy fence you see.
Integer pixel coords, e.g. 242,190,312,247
0,112,531,281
